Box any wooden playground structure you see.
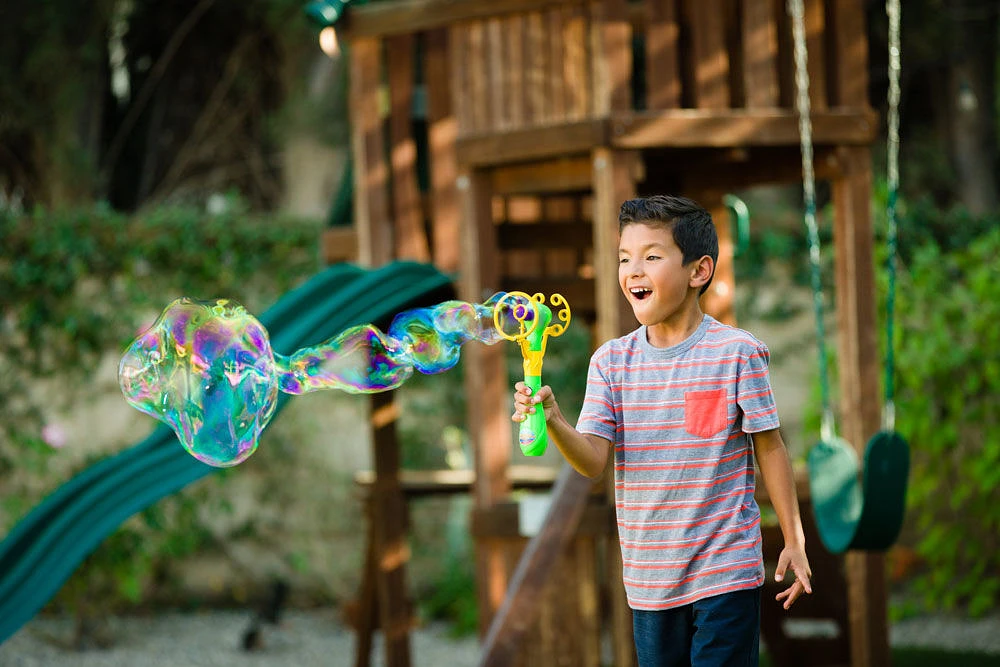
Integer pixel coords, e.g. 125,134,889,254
324,1,889,665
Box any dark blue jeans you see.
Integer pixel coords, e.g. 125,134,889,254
632,587,761,667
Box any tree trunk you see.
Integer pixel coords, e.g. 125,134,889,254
946,1,998,214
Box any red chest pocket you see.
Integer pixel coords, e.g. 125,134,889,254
684,389,728,438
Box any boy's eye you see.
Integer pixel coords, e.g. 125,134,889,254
646,255,660,261
618,258,629,264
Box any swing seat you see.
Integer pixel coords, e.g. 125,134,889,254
807,431,909,554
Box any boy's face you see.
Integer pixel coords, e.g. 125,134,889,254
618,223,700,326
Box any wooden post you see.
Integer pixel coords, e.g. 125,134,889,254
369,391,413,667
831,146,889,667
591,147,637,344
352,509,379,667
458,166,513,633
592,147,637,667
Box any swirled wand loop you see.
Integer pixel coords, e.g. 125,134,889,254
493,292,571,456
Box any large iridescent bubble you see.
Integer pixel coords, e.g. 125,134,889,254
119,293,530,467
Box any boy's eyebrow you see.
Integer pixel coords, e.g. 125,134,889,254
618,242,667,254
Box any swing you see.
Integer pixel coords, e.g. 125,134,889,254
787,0,910,554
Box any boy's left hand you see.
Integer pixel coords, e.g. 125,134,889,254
774,544,812,610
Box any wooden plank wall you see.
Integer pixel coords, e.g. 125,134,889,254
449,3,594,138
629,0,856,114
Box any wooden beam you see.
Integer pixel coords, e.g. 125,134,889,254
610,109,876,148
490,156,593,195
679,145,844,191
456,119,608,167
344,0,583,39
831,145,889,667
477,464,595,667
498,221,594,249
350,37,393,266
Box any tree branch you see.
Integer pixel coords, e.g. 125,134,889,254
99,0,218,194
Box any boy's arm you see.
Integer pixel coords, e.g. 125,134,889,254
752,428,813,608
512,382,611,479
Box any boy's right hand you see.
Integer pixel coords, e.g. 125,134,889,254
512,382,557,423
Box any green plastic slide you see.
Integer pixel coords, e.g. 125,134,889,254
0,261,454,644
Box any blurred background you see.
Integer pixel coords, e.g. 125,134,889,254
0,0,997,660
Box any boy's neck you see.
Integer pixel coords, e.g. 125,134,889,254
645,301,705,348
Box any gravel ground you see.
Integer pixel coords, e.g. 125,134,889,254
0,611,480,667
2,608,999,666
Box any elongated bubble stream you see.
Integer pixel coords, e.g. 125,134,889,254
119,293,530,467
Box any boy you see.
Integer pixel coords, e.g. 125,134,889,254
511,195,811,667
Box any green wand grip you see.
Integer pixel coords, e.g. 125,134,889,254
493,291,570,458
520,374,547,456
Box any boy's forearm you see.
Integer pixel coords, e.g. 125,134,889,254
547,408,609,479
755,432,806,547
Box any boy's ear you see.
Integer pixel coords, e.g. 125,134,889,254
689,255,714,289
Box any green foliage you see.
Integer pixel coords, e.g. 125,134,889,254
0,204,322,615
891,222,1000,617
801,198,1000,616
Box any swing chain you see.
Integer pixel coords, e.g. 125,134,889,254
787,0,835,442
884,0,901,432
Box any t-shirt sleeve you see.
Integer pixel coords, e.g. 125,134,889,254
576,348,617,441
737,342,781,433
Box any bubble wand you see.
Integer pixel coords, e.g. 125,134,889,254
493,292,571,456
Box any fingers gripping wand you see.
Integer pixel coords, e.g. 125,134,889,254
494,292,571,456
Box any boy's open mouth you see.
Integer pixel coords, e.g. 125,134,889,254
629,287,652,301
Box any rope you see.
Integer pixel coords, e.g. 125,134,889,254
884,0,901,431
787,0,835,443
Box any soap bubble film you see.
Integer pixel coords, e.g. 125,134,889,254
120,292,530,467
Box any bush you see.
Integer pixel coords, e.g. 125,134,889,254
0,204,322,618
892,223,1000,616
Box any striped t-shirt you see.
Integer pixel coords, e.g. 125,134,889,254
577,315,779,610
